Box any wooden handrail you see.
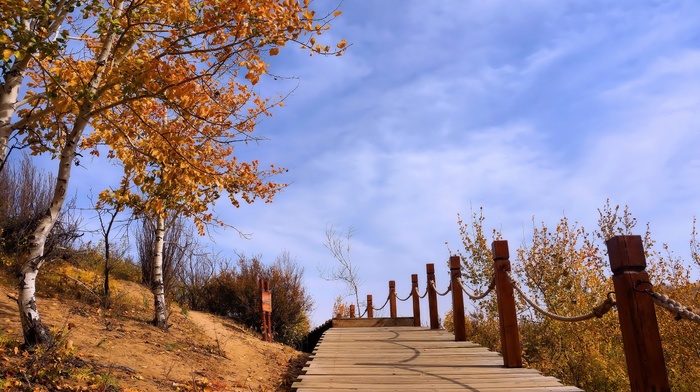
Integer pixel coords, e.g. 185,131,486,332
347,234,673,387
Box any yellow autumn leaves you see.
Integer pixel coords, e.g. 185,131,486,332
452,203,700,391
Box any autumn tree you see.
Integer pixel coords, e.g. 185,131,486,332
1,0,345,344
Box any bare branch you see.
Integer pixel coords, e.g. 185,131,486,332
320,224,363,313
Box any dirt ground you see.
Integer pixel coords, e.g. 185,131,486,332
0,280,307,391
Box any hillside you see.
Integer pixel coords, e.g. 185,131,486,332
0,272,308,391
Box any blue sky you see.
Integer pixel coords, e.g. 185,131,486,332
52,0,700,327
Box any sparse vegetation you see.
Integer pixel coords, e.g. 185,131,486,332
0,154,314,391
0,256,309,391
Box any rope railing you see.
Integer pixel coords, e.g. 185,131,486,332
372,293,391,311
358,306,369,318
417,286,429,299
431,280,452,296
336,235,680,391
640,287,700,324
458,276,496,301
394,287,413,302
505,271,616,322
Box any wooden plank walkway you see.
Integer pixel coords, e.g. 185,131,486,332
293,327,583,391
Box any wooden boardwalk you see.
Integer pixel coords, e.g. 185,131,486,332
293,327,583,391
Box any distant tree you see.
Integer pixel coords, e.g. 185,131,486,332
331,295,353,318
321,225,363,314
135,214,189,291
88,188,133,308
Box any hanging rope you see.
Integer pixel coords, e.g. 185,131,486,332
506,271,616,322
641,288,700,324
372,293,391,311
417,285,429,299
395,288,413,302
430,280,452,296
458,276,496,301
358,305,368,318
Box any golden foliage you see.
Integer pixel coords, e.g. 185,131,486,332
451,201,700,391
7,0,346,232
332,295,353,318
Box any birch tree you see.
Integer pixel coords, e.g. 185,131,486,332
2,0,344,345
321,225,363,314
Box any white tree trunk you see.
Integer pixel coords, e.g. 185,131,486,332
0,56,31,168
18,115,87,345
152,214,168,329
16,2,124,344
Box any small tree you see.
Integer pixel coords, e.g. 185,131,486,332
321,225,363,313
89,188,133,308
134,212,197,328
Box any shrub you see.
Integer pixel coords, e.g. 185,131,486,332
199,252,313,347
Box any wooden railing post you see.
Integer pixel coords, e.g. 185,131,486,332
367,295,374,318
411,274,421,327
607,235,670,392
450,255,467,341
427,263,439,329
389,280,397,318
349,304,356,318
492,240,522,367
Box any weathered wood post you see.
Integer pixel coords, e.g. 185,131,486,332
349,304,356,318
260,278,272,342
427,263,439,329
389,280,397,318
450,255,467,341
411,274,421,327
607,235,670,392
265,280,272,341
492,240,522,367
367,295,374,318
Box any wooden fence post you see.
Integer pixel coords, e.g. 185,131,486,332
265,280,272,341
411,274,421,327
450,255,467,341
607,235,670,392
389,280,397,318
492,240,522,367
367,295,374,318
349,304,356,318
260,278,272,342
427,263,439,329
